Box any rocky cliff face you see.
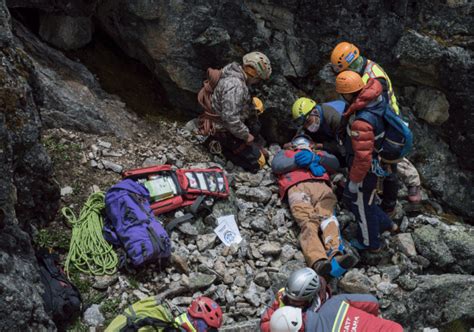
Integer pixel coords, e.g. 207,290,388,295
0,1,55,329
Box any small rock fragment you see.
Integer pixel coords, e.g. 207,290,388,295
101,160,123,173
60,186,73,196
84,304,105,327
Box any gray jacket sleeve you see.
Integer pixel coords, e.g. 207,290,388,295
271,150,298,174
319,151,340,173
220,77,250,140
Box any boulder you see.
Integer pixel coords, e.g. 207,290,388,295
339,269,374,294
413,87,450,125
13,19,138,139
443,228,474,274
408,110,474,218
385,274,474,329
413,225,455,268
393,233,417,257
235,187,272,204
39,14,92,50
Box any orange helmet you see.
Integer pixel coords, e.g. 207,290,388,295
335,71,365,94
331,42,360,73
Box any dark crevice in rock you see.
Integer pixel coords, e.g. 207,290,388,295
66,26,183,121
9,7,39,33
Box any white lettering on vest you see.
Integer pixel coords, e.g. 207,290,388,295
343,317,351,332
351,316,360,332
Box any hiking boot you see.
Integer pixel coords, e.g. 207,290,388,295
350,239,383,253
384,208,396,219
335,253,358,269
408,186,421,204
312,259,332,277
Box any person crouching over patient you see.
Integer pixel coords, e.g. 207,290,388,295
271,135,357,278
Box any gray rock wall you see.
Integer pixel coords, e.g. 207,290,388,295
0,0,56,329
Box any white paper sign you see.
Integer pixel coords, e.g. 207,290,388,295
214,215,242,246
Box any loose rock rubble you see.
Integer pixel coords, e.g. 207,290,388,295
42,118,474,331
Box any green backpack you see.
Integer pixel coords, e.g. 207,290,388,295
105,297,180,332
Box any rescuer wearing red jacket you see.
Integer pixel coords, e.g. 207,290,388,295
336,72,397,251
269,294,403,332
260,268,332,332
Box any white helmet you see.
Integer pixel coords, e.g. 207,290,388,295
243,51,272,80
270,306,303,332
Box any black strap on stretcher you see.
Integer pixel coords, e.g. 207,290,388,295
165,195,206,233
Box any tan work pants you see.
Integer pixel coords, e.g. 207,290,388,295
288,181,340,267
397,157,421,187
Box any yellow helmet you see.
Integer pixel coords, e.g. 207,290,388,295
292,97,316,120
253,97,264,114
331,42,360,73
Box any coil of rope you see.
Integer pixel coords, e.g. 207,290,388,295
63,191,118,276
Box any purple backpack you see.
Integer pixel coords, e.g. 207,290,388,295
104,179,171,266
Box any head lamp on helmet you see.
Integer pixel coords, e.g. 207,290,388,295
291,135,312,149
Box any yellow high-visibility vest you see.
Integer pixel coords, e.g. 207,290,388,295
361,60,400,115
174,312,197,332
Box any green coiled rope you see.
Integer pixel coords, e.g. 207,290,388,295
63,191,118,276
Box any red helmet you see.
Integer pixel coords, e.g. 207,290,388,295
187,297,223,329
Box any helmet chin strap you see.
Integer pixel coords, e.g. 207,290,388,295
349,56,364,74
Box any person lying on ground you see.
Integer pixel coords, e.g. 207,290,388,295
271,134,357,277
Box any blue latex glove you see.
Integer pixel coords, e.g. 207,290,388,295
309,163,326,176
295,150,319,167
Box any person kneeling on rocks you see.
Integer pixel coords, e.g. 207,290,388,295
269,294,403,332
195,51,272,173
271,135,357,277
105,296,223,332
260,268,331,332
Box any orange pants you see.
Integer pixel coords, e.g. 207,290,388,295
288,181,340,267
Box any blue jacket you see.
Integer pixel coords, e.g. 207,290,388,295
316,100,346,139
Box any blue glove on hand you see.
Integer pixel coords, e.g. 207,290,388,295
295,150,319,167
309,163,326,177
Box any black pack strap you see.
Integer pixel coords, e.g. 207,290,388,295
165,213,194,233
121,316,177,332
147,226,169,256
190,195,206,215
169,171,183,195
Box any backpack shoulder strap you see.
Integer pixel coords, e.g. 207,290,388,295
121,316,179,332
